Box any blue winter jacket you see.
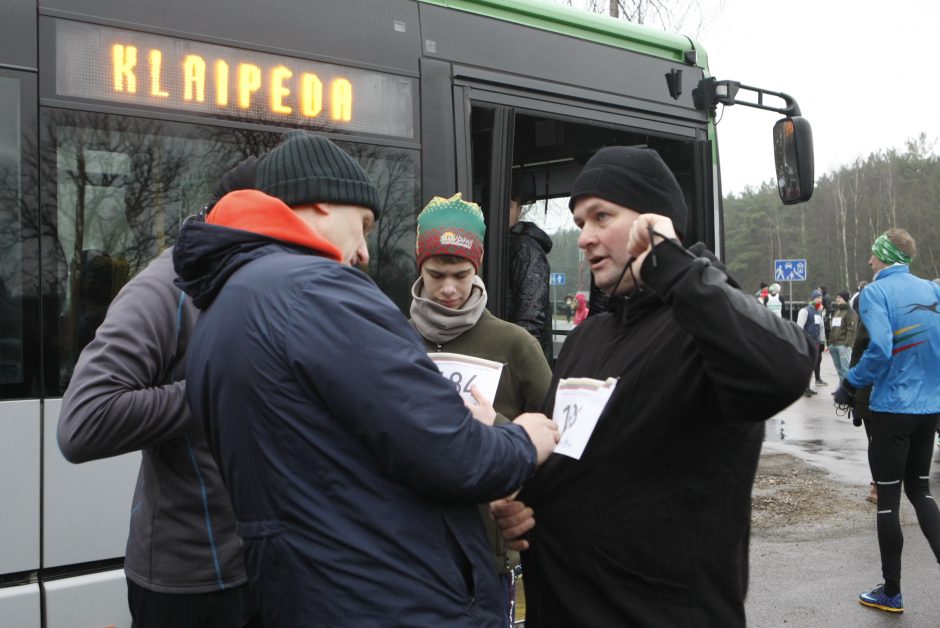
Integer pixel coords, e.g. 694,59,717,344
173,213,538,627
846,264,940,414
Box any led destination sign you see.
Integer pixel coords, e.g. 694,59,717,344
55,20,415,138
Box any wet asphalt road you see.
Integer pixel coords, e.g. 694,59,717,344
746,356,940,626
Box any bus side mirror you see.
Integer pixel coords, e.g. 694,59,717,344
773,116,814,204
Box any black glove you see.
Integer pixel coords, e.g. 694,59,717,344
849,408,862,427
833,379,856,406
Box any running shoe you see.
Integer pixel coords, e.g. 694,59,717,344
859,584,903,613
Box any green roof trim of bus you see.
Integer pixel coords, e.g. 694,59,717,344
418,0,708,69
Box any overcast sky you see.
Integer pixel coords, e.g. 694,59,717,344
696,0,940,194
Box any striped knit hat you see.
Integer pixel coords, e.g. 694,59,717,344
416,193,485,271
257,130,381,218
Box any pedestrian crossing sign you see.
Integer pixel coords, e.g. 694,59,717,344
774,259,807,281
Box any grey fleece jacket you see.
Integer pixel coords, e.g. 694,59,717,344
57,248,246,594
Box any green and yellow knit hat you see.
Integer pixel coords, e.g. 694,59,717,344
416,193,486,271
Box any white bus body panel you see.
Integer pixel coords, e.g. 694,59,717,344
42,398,140,567
0,399,40,575
44,569,131,628
0,583,41,628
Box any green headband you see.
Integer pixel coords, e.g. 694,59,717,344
871,234,912,265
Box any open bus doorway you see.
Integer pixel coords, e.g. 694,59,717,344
471,106,700,361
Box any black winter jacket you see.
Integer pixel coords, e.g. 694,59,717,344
508,221,553,357
520,241,815,628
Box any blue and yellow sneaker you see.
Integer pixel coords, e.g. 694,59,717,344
859,584,904,613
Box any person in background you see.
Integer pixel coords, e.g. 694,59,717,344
847,292,878,505
827,291,859,382
850,280,868,311
508,174,553,360
797,290,827,396
409,193,552,626
572,292,588,325
765,282,784,317
818,284,833,338
835,228,940,614
757,283,770,303
491,146,814,627
174,131,560,627
58,157,263,628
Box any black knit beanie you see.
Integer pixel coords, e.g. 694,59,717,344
568,147,688,237
257,130,381,219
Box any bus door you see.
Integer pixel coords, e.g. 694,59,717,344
456,81,710,361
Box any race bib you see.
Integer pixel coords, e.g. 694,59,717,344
428,352,504,406
831,316,843,328
552,377,618,460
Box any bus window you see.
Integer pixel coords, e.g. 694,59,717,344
349,145,420,314
41,111,274,391
0,77,26,393
0,73,38,400
40,110,418,394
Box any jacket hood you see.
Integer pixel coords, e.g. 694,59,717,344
512,221,553,254
173,190,343,309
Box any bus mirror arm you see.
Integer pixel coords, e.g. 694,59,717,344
695,77,814,204
693,77,802,118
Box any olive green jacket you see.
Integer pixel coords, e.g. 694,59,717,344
413,308,552,572
829,303,859,347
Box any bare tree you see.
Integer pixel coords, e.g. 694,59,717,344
551,0,722,38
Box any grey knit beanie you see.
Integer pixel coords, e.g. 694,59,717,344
258,131,381,218
568,146,687,237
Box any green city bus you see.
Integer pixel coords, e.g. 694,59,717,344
0,1,811,625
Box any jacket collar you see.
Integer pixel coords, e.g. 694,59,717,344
173,190,344,309
874,264,909,281
206,190,342,260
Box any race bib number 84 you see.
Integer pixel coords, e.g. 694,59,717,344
428,352,504,406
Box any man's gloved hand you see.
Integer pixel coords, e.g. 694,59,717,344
833,379,856,406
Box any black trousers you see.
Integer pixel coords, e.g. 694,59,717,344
127,578,263,628
813,342,823,380
868,411,940,590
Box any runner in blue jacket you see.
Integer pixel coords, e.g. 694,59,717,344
839,228,940,614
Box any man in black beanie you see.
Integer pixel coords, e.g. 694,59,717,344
492,146,816,627
174,131,560,628
58,156,263,628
